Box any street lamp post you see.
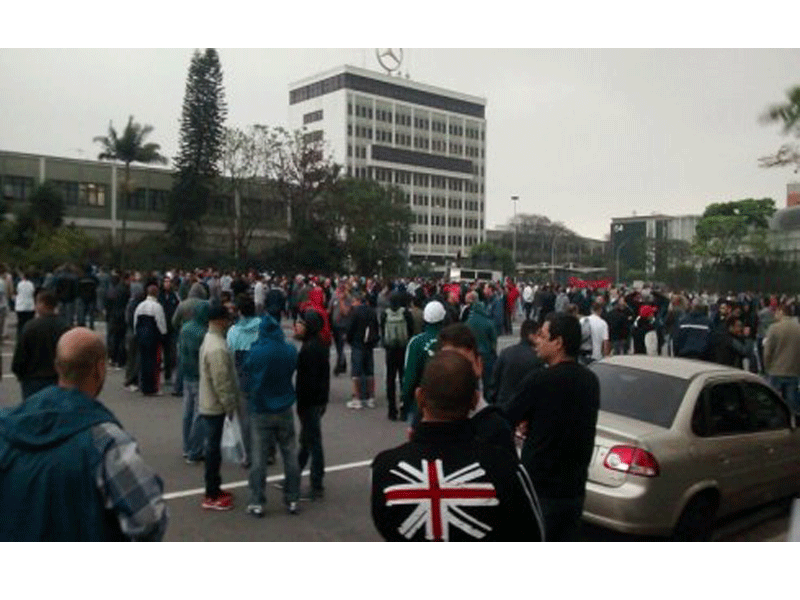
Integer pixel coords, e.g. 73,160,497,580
550,234,559,282
511,195,519,269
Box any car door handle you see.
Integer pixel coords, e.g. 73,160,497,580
763,445,776,455
718,454,730,464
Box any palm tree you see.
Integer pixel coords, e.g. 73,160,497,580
94,116,167,269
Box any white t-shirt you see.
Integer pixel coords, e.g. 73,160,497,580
15,279,35,312
587,313,609,360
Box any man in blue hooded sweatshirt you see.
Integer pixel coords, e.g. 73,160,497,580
0,327,167,541
227,294,261,467
244,314,301,517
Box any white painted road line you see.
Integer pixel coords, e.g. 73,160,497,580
162,459,373,501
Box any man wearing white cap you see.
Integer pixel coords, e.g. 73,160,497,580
399,300,447,424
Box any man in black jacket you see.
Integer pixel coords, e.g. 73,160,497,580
295,309,330,500
12,289,70,399
371,350,544,541
502,313,599,541
346,292,380,409
489,319,544,406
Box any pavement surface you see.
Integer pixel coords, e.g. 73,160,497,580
0,316,792,541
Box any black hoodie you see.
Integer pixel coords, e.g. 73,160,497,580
296,309,330,412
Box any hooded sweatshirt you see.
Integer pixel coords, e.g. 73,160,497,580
244,315,298,414
299,286,332,346
178,301,209,382
466,301,498,358
296,309,330,412
172,283,209,332
227,315,261,393
0,387,123,541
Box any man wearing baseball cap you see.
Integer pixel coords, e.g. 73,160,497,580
399,300,446,424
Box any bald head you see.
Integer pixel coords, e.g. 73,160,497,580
56,328,107,395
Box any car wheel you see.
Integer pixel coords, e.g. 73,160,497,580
671,494,717,542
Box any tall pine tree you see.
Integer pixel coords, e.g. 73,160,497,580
169,48,227,252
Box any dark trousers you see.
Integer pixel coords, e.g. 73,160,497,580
138,341,160,394
298,404,325,492
124,330,140,386
202,414,225,498
539,495,585,542
108,322,126,366
385,346,406,417
21,377,58,400
162,332,176,381
16,311,34,340
332,325,347,373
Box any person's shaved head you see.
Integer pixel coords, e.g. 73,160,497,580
56,327,107,396
417,350,478,421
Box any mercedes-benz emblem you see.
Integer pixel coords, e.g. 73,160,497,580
376,48,403,74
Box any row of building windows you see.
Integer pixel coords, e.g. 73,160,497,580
303,109,323,124
345,164,484,197
410,233,480,246
350,101,485,138
56,181,108,207
2,176,35,201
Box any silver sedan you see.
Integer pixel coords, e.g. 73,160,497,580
583,355,800,540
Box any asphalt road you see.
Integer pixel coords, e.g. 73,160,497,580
0,317,791,541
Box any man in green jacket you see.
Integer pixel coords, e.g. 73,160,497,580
465,291,498,398
400,300,446,425
178,300,209,463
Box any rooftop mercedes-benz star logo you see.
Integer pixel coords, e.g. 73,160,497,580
376,48,403,74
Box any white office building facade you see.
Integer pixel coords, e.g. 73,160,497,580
288,65,487,264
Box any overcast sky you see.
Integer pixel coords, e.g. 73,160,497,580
2,47,799,240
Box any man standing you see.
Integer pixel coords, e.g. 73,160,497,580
198,301,238,511
581,300,611,364
0,327,167,541
673,299,713,360
607,296,633,356
346,291,380,409
400,300,447,424
178,300,209,463
764,303,800,416
502,313,600,541
371,350,544,541
13,270,36,343
76,266,99,329
12,289,70,399
134,285,167,396
381,291,414,420
522,283,534,321
489,319,544,407
484,284,504,338
158,276,181,388
244,314,301,516
465,291,498,398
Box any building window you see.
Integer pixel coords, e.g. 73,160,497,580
303,109,323,124
303,130,324,144
80,183,106,207
2,176,35,202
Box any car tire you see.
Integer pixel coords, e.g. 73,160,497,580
671,494,717,542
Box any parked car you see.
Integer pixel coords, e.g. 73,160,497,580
584,355,800,540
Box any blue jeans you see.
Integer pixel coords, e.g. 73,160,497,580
182,380,205,459
249,409,300,507
298,405,325,491
612,339,629,355
77,298,95,329
770,375,800,414
59,301,75,327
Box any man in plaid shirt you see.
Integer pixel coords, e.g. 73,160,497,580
0,327,168,541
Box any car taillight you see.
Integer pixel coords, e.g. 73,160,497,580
603,446,660,477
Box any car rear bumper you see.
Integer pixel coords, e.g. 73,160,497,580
582,479,676,537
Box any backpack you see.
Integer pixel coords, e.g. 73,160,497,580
383,308,408,348
580,316,593,354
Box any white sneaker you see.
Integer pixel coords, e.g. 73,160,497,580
125,384,139,393
346,399,363,409
365,398,376,408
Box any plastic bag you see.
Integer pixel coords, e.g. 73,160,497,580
221,413,246,465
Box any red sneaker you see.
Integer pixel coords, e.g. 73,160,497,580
201,495,234,511
218,489,234,499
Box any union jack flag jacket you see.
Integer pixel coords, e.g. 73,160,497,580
371,420,544,541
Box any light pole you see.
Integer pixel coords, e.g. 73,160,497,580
511,195,519,269
550,234,559,282
612,224,626,285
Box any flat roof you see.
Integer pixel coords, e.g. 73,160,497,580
290,64,486,106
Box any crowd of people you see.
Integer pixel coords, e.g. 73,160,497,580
1,261,800,541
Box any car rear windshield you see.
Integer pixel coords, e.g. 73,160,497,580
589,363,690,428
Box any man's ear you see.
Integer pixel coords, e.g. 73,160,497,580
415,387,426,413
470,389,479,411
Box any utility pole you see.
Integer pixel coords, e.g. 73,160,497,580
511,195,519,269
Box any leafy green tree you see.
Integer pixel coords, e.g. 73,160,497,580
170,48,227,252
27,181,65,229
759,85,800,172
327,177,413,275
468,242,514,276
94,116,167,269
692,198,776,267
